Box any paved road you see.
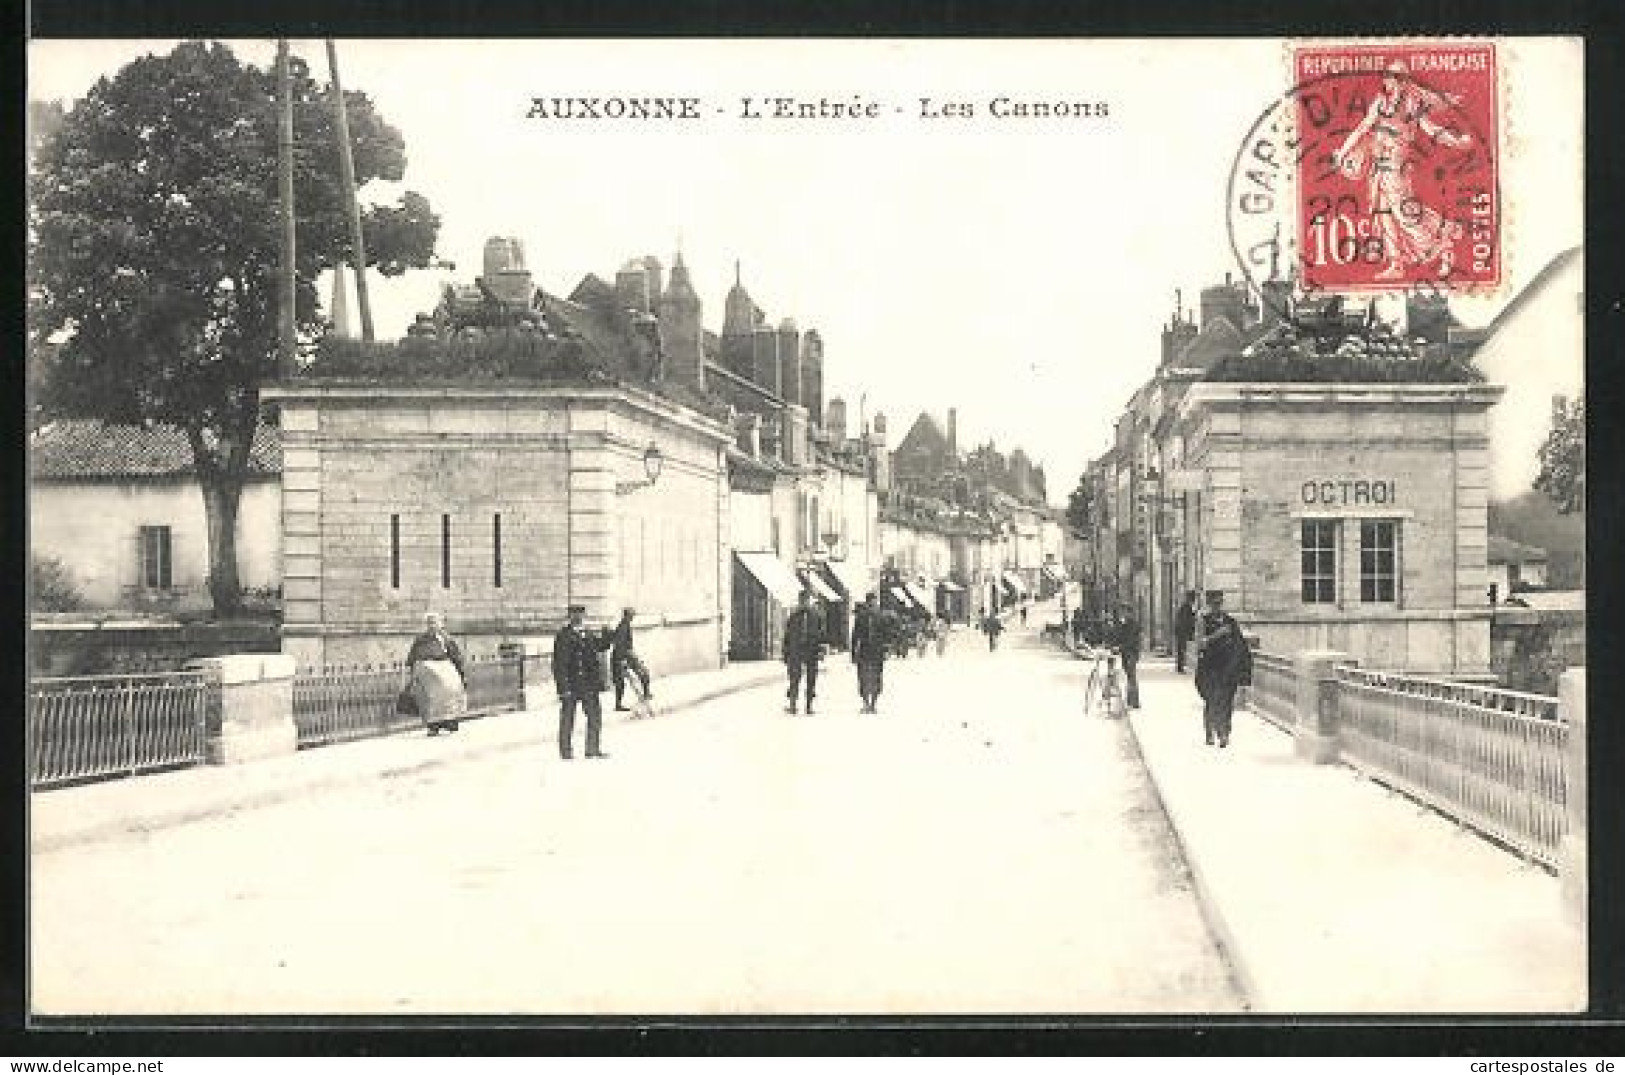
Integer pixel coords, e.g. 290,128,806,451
33,621,1243,1015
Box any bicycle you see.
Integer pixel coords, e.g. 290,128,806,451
1080,644,1126,718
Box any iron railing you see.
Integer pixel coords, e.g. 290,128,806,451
1249,651,1296,732
291,653,526,749
1335,665,1567,868
291,662,419,749
29,671,210,788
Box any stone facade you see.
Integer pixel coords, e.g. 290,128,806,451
263,382,732,672
1178,382,1505,674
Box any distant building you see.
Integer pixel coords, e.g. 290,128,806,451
1488,534,1550,595
30,420,283,612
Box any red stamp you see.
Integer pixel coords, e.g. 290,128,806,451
1291,42,1499,293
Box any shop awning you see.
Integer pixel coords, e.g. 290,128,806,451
1002,571,1028,597
813,560,850,600
800,568,840,603
826,559,872,601
888,585,925,613
903,581,936,611
734,551,804,605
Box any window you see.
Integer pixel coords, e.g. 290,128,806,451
139,526,172,589
390,515,401,589
1301,520,1337,604
1360,520,1398,602
492,513,503,589
441,514,452,589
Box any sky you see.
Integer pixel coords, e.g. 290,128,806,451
27,38,1584,501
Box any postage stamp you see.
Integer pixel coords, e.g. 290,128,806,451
1229,40,1501,308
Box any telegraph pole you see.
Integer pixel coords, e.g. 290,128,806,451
276,40,298,376
326,39,374,341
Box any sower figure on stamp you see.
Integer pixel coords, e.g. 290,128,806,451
783,590,824,715
610,606,653,712
1332,60,1473,282
552,603,614,759
1194,589,1251,749
1173,589,1198,675
850,591,889,714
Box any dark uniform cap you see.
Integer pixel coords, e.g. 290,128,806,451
1204,589,1225,602
567,604,587,614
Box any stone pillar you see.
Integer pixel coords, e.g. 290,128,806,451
1294,648,1353,764
567,407,617,622
1559,668,1586,929
187,654,299,764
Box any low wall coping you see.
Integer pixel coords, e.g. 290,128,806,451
186,653,297,685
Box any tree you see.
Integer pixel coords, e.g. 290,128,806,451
29,42,440,615
1533,395,1584,515
1064,475,1094,536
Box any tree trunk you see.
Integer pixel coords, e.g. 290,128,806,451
199,472,246,617
187,423,253,619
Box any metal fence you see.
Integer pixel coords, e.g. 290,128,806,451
29,671,211,788
1335,665,1567,868
291,653,526,749
1249,651,1296,732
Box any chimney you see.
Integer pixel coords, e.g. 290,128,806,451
783,405,809,466
777,318,802,405
827,397,848,443
615,260,652,314
802,329,824,428
947,407,958,456
752,326,781,396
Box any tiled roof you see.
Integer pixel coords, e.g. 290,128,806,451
31,419,282,479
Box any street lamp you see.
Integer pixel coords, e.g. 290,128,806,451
616,442,665,495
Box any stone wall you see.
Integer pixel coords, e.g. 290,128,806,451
265,383,731,673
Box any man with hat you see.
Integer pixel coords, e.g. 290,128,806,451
610,606,653,712
1194,589,1252,748
552,603,614,759
783,590,824,714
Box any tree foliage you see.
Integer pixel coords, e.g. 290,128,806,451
31,555,85,613
29,41,440,613
1064,475,1095,536
1534,395,1585,514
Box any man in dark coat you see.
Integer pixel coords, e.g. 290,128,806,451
1173,589,1198,674
1194,589,1251,748
610,606,653,711
783,591,824,715
552,603,613,759
850,591,889,713
1114,602,1142,709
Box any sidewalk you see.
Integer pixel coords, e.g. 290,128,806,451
31,661,782,855
1121,657,1586,1013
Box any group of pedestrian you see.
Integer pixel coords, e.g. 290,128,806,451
784,589,900,715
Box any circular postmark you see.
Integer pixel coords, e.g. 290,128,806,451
1227,52,1500,327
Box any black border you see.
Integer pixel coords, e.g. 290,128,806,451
13,0,1625,1057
